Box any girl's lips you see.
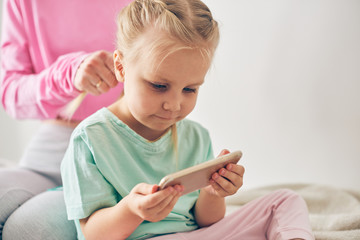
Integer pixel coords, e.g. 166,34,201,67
155,115,179,121
156,116,173,120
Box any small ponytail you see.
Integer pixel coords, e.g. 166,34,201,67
171,124,179,170
60,92,87,120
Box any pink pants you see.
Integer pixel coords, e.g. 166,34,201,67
151,189,314,240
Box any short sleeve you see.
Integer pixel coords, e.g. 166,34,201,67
61,129,118,220
205,138,214,162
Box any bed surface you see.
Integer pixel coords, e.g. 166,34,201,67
225,183,360,240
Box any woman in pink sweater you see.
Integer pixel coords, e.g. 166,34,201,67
0,0,130,239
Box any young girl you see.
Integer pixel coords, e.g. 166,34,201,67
61,0,314,239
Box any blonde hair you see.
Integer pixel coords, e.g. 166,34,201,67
116,0,219,168
63,0,219,167
116,0,219,66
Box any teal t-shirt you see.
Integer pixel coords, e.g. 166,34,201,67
61,108,214,240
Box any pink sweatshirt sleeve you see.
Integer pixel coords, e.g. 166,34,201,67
0,0,86,120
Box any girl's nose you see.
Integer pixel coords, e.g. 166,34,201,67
163,99,181,112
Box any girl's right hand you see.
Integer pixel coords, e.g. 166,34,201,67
127,183,183,222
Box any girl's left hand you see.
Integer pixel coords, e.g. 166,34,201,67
203,149,245,198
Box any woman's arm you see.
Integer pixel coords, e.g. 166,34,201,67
0,0,86,119
1,0,117,120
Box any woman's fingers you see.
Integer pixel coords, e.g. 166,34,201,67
74,50,117,95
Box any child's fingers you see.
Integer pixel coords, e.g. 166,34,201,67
132,183,175,209
211,172,238,195
218,165,245,188
166,189,182,208
160,186,182,209
142,187,177,208
149,187,181,213
147,192,175,214
151,185,160,194
209,179,226,196
217,149,230,157
145,185,183,220
226,164,245,177
133,183,159,195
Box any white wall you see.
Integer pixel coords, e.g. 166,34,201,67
1,0,359,190
189,0,360,190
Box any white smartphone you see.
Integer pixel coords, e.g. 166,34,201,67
158,151,242,195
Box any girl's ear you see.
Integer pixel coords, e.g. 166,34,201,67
113,50,125,82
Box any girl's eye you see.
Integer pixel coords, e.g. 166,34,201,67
183,87,197,93
151,83,167,91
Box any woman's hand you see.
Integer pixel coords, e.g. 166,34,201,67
203,149,245,198
74,50,118,95
127,183,183,222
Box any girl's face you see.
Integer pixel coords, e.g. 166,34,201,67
114,47,210,140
